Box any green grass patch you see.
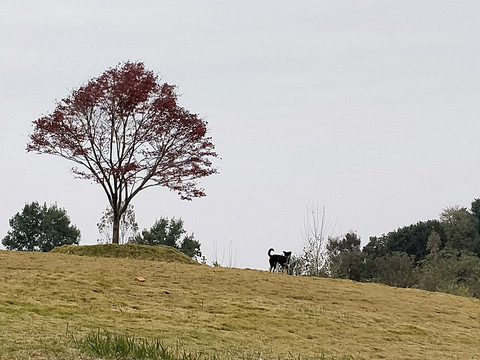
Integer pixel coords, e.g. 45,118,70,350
71,330,344,360
72,330,201,360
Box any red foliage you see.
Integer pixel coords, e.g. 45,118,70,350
27,62,218,221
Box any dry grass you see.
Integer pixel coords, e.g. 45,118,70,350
0,248,480,359
51,244,197,264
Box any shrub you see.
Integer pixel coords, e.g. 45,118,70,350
375,252,416,288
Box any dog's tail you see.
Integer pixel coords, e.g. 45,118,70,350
268,248,274,257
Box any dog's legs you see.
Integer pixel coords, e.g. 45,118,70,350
269,261,275,273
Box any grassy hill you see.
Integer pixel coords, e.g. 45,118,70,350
51,243,197,264
0,245,479,359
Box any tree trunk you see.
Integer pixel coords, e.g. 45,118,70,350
112,210,121,244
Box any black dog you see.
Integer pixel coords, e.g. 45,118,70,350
268,248,292,273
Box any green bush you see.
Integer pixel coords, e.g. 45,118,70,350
132,217,201,260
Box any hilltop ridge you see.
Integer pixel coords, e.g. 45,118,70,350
51,243,197,264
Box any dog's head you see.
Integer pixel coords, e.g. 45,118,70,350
283,251,292,262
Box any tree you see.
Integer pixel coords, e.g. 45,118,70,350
470,198,480,234
179,234,202,259
299,203,335,276
132,217,201,259
440,206,479,253
362,236,388,259
27,62,218,244
97,204,138,244
327,231,361,255
426,230,442,260
327,232,366,281
2,202,80,252
136,217,178,247
374,252,416,288
363,220,445,264
418,249,480,298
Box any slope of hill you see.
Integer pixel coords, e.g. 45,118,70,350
0,248,479,359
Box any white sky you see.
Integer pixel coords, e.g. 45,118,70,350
1,1,479,270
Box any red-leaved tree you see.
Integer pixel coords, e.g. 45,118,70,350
27,62,218,244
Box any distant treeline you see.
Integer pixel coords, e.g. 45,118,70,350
292,198,480,298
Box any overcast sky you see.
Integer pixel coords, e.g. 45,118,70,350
1,1,479,270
